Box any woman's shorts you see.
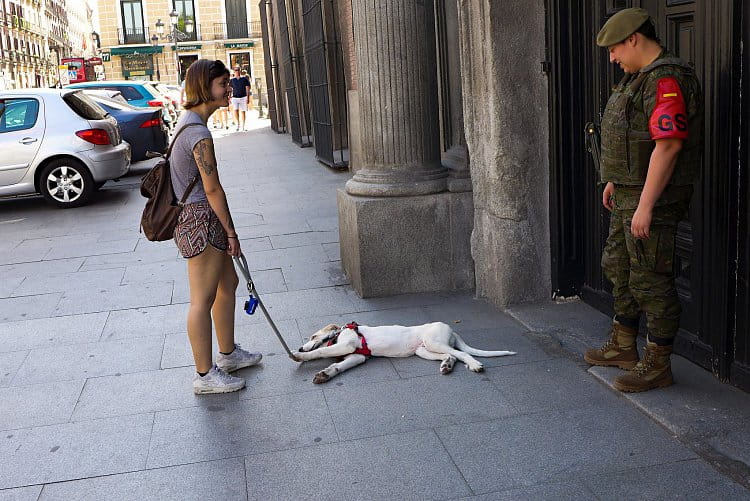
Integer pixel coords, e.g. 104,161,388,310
174,201,228,259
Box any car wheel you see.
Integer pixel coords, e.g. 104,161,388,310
39,159,95,208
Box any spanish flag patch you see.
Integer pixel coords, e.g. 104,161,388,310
662,92,678,97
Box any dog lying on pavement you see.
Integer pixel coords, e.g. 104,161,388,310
290,322,515,384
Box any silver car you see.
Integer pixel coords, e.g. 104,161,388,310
0,88,130,208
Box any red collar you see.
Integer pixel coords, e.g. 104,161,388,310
326,321,371,358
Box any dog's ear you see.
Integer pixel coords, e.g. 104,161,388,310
324,323,340,332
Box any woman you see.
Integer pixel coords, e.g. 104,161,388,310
171,59,262,394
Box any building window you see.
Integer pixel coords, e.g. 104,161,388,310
174,0,197,40
121,0,146,44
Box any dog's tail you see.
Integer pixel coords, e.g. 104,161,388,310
452,333,516,357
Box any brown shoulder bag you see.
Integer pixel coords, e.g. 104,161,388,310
139,123,203,242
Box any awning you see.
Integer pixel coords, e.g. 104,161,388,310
109,46,163,56
225,42,254,49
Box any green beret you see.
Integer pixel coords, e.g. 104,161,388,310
596,8,650,47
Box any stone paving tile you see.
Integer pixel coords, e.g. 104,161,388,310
485,358,617,414
0,293,62,323
258,286,361,320
120,260,186,285
100,304,189,341
38,457,247,501
53,281,174,316
71,367,239,421
306,215,339,232
0,277,25,299
245,429,471,500
146,391,337,468
78,247,179,272
160,319,302,369
236,219,313,238
280,261,349,291
323,374,518,441
455,481,597,500
238,351,400,400
322,241,340,261
0,258,85,280
43,238,138,261
11,268,126,297
0,350,28,387
0,413,153,489
0,380,84,431
11,337,163,385
0,485,43,501
269,231,338,249
582,459,750,500
242,244,331,271
434,404,697,494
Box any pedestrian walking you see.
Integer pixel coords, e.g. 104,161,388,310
583,8,703,392
229,65,251,131
171,59,262,394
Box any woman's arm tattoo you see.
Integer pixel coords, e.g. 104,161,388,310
195,139,216,176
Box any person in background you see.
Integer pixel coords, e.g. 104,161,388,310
229,66,251,131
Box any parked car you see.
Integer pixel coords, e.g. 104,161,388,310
153,83,182,113
65,80,174,130
0,89,130,208
79,88,129,106
88,95,168,162
142,81,179,123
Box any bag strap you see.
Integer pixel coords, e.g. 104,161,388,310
167,122,206,206
166,122,203,159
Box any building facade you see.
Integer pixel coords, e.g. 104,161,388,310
261,0,750,392
0,0,72,89
96,0,267,94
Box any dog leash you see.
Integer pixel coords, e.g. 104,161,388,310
233,253,294,357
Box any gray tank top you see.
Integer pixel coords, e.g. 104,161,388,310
170,110,213,204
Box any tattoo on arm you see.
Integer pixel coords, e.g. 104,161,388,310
194,138,216,176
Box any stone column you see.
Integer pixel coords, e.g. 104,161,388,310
436,0,471,193
338,0,474,297
344,0,449,196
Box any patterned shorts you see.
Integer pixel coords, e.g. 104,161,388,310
174,201,228,259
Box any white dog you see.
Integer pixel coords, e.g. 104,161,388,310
291,322,515,384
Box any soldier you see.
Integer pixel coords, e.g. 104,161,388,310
583,8,703,392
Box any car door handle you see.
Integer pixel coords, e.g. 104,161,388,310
19,137,38,145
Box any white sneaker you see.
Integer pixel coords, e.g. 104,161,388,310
193,364,245,394
216,343,263,372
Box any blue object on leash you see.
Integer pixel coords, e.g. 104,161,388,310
244,295,259,315
233,253,294,357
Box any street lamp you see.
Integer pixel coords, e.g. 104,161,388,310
154,12,195,85
151,34,161,81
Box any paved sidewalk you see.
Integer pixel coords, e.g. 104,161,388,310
0,119,748,500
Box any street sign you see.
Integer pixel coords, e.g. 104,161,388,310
102,52,111,62
58,64,69,86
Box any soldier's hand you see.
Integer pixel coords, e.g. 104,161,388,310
631,207,652,240
602,182,615,212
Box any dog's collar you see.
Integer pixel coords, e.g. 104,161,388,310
326,321,372,358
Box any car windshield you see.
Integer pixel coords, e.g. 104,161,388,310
64,91,108,120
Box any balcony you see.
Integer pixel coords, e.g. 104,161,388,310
211,21,262,41
118,26,149,45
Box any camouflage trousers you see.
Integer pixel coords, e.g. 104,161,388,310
601,187,691,343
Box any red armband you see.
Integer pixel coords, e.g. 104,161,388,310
649,77,688,140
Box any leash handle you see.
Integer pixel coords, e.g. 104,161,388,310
232,254,294,357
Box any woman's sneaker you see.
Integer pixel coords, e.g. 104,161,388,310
193,364,245,394
216,343,263,372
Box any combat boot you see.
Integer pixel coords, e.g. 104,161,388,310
583,322,639,369
613,341,673,393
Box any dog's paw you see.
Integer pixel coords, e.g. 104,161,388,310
440,356,456,375
468,362,484,373
312,371,331,384
289,352,304,363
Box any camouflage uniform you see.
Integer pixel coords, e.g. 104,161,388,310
599,52,703,344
